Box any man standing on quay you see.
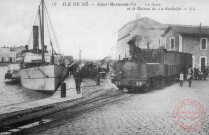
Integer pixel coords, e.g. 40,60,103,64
73,66,83,94
187,65,193,87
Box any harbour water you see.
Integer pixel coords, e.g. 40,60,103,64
0,66,51,107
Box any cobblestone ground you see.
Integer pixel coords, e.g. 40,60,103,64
37,79,209,135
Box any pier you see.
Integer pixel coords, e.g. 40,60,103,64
0,75,117,134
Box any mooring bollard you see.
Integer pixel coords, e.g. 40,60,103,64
61,82,66,98
96,74,100,85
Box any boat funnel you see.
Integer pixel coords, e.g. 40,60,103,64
33,26,39,53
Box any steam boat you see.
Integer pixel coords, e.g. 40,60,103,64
20,0,68,92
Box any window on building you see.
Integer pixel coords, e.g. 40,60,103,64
200,38,207,50
170,38,175,50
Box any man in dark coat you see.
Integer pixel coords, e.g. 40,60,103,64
194,67,198,80
187,65,193,87
73,67,83,94
202,66,207,80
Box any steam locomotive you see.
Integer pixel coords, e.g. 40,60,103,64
112,40,192,91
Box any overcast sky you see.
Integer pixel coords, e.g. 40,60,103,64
0,0,209,60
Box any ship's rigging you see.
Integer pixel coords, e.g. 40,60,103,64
26,0,62,63
19,0,68,91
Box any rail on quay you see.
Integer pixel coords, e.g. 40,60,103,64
0,75,117,134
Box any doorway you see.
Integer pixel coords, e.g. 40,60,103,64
200,56,207,71
10,57,12,62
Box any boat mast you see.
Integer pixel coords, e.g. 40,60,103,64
51,41,54,64
41,0,45,62
38,6,42,54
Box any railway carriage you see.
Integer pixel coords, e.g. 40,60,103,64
112,45,192,91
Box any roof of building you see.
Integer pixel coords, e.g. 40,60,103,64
118,17,165,32
162,25,209,36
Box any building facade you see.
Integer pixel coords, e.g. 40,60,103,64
0,47,11,63
163,25,209,71
117,21,133,60
0,46,25,64
116,17,166,60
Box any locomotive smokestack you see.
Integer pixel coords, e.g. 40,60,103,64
33,25,39,53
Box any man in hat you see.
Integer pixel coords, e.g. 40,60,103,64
73,66,83,94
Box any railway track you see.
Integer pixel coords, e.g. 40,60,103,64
0,90,133,135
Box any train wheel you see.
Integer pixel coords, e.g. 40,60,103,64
117,86,123,90
157,80,162,87
150,79,155,89
143,87,149,92
122,88,129,92
161,79,166,87
143,81,151,91
166,77,172,85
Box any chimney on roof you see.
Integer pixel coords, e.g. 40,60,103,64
136,14,140,20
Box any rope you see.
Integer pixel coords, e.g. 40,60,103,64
26,1,42,47
26,70,30,78
26,1,63,65
44,1,61,53
68,61,76,67
43,1,62,63
27,11,39,46
44,11,52,44
44,8,61,64
37,66,49,78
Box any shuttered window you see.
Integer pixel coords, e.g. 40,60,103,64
200,38,207,50
170,38,175,50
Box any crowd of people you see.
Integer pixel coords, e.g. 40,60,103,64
193,66,208,80
180,65,209,87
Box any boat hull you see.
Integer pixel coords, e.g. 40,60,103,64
20,65,68,91
5,63,21,80
5,70,21,80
